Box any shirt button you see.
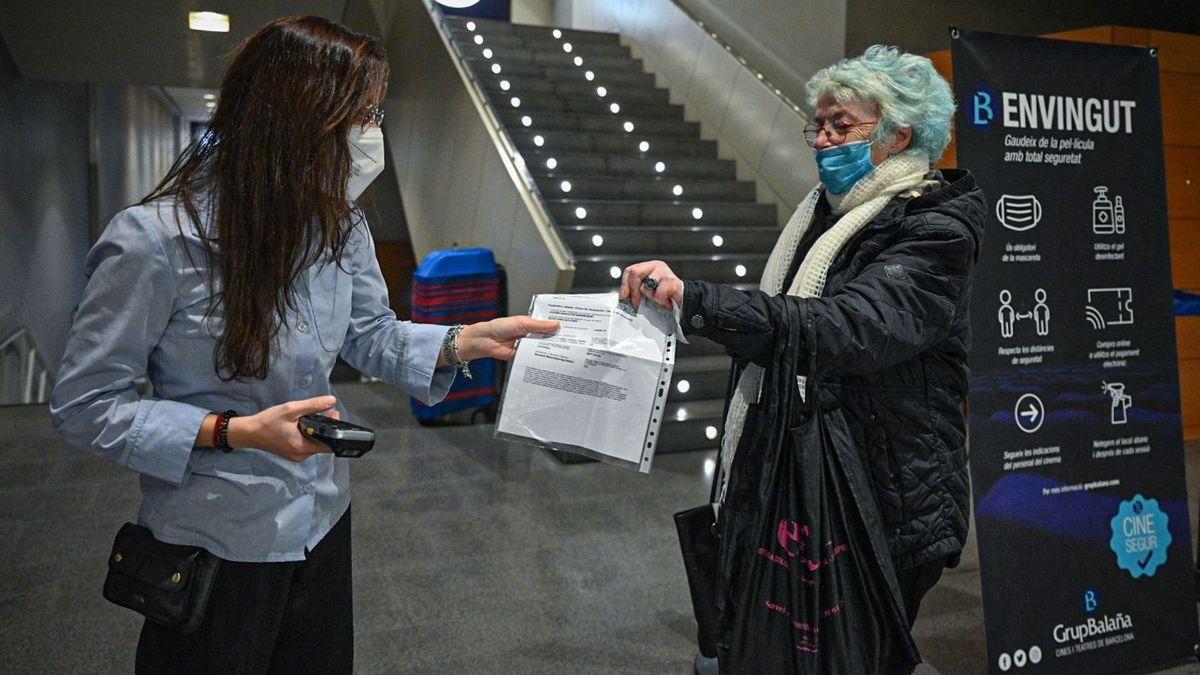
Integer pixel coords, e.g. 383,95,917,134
690,315,705,329
297,321,309,333
299,376,311,387
304,484,315,494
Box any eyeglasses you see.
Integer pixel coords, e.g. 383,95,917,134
361,105,385,127
802,119,877,147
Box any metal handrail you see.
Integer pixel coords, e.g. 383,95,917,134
0,328,50,404
419,1,575,278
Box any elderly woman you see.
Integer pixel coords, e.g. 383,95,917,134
623,45,984,672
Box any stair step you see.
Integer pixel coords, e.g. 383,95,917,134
493,93,683,119
524,152,737,179
482,77,670,105
663,355,732,402
444,16,622,46
460,44,638,70
561,225,779,254
454,33,632,59
573,253,769,287
535,175,754,201
656,399,726,453
549,200,776,226
498,109,698,137
467,59,656,87
515,130,715,158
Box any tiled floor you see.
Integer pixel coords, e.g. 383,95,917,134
1,382,1197,673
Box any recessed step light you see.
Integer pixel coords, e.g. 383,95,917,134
560,180,572,192
654,161,666,173
672,184,683,196
562,42,573,53
596,86,607,97
466,21,476,31
692,208,704,220
575,207,588,219
609,102,620,114
500,80,510,91
609,266,622,279
546,157,558,169
491,63,501,74
677,380,691,393
591,234,604,247
533,135,545,147
552,29,562,39
482,48,493,58
623,121,635,133
573,56,584,66
638,141,650,152
705,426,719,440
473,35,484,45
734,264,747,278
521,115,532,127
712,235,724,247
585,70,595,81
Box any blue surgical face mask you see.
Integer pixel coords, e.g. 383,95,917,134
814,140,874,195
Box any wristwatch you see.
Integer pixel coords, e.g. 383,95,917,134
441,324,473,380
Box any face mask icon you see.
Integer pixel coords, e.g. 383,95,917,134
994,194,1043,231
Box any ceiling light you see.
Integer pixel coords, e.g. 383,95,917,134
188,11,229,33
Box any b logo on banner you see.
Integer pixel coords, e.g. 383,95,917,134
971,85,998,128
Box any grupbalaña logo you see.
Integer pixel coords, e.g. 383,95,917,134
1047,587,1136,660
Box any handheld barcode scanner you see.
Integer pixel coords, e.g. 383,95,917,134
298,414,376,458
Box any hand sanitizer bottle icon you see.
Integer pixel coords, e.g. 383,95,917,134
1114,196,1126,234
1093,186,1114,234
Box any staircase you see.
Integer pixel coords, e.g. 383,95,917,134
443,15,778,454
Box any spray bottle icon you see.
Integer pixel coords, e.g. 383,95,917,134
1102,381,1132,424
1114,196,1126,234
1093,187,1115,234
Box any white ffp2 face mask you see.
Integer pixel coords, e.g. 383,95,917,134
347,126,385,201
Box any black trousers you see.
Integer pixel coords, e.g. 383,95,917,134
885,555,950,675
135,507,353,674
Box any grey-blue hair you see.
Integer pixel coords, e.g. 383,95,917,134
805,45,955,162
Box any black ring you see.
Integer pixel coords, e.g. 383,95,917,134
642,276,659,292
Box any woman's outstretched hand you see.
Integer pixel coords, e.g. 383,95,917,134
455,316,560,363
620,260,684,309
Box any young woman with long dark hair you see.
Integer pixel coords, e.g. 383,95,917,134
50,15,555,671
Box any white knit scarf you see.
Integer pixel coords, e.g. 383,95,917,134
714,150,933,508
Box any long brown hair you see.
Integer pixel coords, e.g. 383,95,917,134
143,16,388,380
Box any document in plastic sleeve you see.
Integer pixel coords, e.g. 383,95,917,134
495,292,677,472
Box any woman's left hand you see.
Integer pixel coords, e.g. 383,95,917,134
455,316,561,362
620,260,684,309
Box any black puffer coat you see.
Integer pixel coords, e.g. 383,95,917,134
683,169,985,569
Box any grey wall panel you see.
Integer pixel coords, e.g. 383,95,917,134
0,74,91,378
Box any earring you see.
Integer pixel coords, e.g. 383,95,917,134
887,150,897,157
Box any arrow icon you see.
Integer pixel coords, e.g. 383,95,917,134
1015,393,1045,433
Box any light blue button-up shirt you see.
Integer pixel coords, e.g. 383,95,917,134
51,199,454,562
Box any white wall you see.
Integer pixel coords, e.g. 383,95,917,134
512,0,555,26
553,0,839,215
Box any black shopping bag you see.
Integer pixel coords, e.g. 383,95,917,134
715,302,919,673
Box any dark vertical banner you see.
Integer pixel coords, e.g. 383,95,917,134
954,29,1197,674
